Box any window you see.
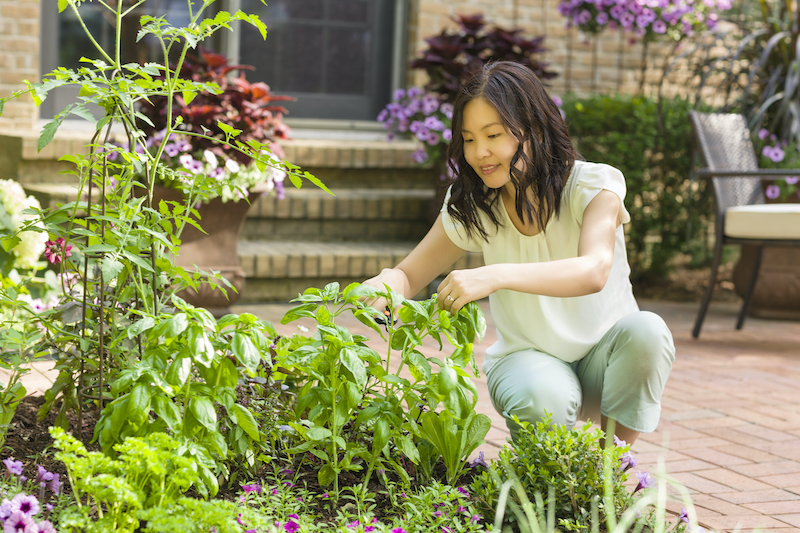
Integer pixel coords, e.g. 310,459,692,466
40,0,405,123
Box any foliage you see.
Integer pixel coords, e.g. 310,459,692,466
51,427,231,532
0,0,329,489
0,457,66,532
754,128,800,201
562,92,713,278
557,0,731,42
138,47,293,163
276,283,489,494
410,13,557,104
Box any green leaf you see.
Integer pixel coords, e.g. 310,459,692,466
340,348,367,389
373,418,390,454
165,313,189,338
153,395,181,430
191,330,216,368
166,356,192,387
58,0,69,13
189,396,217,431
127,384,152,427
318,464,336,487
38,119,62,151
127,317,156,339
231,332,260,373
306,426,332,441
394,434,420,464
232,404,260,441
100,258,124,280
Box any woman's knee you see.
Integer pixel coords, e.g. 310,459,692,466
613,311,675,372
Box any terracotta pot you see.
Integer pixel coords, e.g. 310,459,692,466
151,185,258,317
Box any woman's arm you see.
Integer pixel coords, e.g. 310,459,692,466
363,214,467,301
437,190,622,312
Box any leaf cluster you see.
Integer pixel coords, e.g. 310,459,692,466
470,415,629,532
411,13,557,103
275,282,490,495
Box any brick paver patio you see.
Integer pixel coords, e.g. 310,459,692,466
9,297,800,532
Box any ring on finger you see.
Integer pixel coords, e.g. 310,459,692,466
445,295,454,303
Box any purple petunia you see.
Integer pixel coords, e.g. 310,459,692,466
457,487,470,497
765,184,781,200
634,471,655,493
786,176,799,185
10,494,40,517
762,145,786,163
241,483,262,494
411,148,429,164
3,458,23,477
620,451,637,471
4,510,35,533
392,528,408,533
679,507,689,524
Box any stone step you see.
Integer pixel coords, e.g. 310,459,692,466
243,188,438,242
237,240,484,303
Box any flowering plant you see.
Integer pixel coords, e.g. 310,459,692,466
557,0,732,42
0,180,47,273
756,128,800,202
378,88,453,178
116,129,288,202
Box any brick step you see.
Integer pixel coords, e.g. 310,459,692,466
237,240,484,303
243,188,438,241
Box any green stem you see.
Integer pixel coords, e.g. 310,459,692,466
68,3,114,65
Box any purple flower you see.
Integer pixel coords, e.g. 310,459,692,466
10,494,40,517
392,528,408,533
457,487,470,497
422,94,439,115
443,129,452,142
620,451,637,471
0,500,13,520
440,103,453,119
393,88,406,101
365,527,375,533
43,239,73,265
470,452,488,468
457,505,467,513
470,515,482,524
4,510,35,533
35,467,53,484
31,521,57,533
785,176,798,185
423,116,445,131
347,520,360,528
407,87,420,99
3,459,23,477
679,507,689,524
433,510,442,518
49,474,60,496
613,435,627,447
426,131,441,146
620,12,635,28
765,184,781,200
411,148,429,164
241,484,262,494
177,139,192,152
652,19,667,33
634,471,655,493
596,11,609,24
164,143,180,158
577,9,592,24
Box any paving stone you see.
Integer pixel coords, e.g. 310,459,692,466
714,489,800,505
681,447,754,467
693,468,774,492
743,501,800,515
729,460,800,478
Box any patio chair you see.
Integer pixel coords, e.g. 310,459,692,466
690,110,800,338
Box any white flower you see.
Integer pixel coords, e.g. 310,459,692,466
203,150,219,170
0,180,47,271
225,159,240,173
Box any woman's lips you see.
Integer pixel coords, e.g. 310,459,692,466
481,164,499,175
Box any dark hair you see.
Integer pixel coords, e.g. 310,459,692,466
445,61,579,241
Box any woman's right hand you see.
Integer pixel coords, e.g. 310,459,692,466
362,267,409,311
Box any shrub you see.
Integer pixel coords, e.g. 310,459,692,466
562,93,713,280
410,14,557,104
470,416,630,531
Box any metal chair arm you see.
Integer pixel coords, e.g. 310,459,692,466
697,168,800,179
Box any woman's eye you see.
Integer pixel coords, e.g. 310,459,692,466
488,133,501,139
463,139,473,143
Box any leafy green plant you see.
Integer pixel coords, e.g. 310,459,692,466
276,282,489,495
470,415,630,531
90,299,276,495
562,93,713,278
0,0,327,439
52,427,209,532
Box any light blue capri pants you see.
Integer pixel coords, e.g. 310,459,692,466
486,311,675,439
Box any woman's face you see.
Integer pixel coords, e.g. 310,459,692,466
461,97,521,192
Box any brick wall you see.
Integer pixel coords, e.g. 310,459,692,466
411,0,687,98
0,0,40,132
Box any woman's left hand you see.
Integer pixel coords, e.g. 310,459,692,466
437,266,497,314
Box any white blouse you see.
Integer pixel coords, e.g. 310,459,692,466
441,161,639,373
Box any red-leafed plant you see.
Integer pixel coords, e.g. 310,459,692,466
410,14,557,103
139,48,293,163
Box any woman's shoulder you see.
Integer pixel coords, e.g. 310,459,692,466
566,161,625,193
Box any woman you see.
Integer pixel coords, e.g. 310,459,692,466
365,61,675,445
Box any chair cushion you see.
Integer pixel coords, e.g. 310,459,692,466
725,203,800,239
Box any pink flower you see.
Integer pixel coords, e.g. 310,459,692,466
10,494,40,517
758,128,769,140
765,184,781,200
4,510,35,533
43,238,73,265
634,471,655,493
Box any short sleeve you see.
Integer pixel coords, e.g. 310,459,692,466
439,186,483,252
569,163,631,225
